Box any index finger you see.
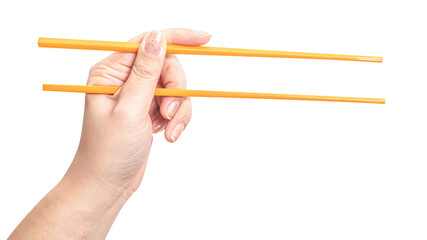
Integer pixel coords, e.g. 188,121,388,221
162,28,212,46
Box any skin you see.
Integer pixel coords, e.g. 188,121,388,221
9,28,211,239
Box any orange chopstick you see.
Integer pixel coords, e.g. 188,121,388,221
42,84,385,104
38,38,382,63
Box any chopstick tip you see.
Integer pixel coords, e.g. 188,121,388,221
376,98,386,104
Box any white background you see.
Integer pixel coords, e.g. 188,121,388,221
1,0,426,239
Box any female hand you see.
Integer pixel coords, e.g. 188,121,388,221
9,28,211,239
69,28,211,195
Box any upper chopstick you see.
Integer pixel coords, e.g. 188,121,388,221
38,38,383,63
42,84,385,104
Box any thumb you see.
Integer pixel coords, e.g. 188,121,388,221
118,30,166,114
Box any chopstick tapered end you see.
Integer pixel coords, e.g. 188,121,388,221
374,98,386,104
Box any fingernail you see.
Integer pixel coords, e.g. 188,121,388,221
153,122,166,133
144,30,163,57
194,30,211,37
171,123,185,142
166,100,180,120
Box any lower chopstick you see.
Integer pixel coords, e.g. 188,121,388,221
42,84,385,104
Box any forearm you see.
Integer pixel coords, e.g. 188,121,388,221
9,166,132,239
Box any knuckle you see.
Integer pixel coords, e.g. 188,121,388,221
165,55,181,70
87,64,106,84
87,68,110,86
89,63,103,77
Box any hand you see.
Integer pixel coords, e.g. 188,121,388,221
68,28,211,195
8,28,211,239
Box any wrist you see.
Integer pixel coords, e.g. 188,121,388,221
62,160,135,205
66,150,138,199
51,169,132,237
